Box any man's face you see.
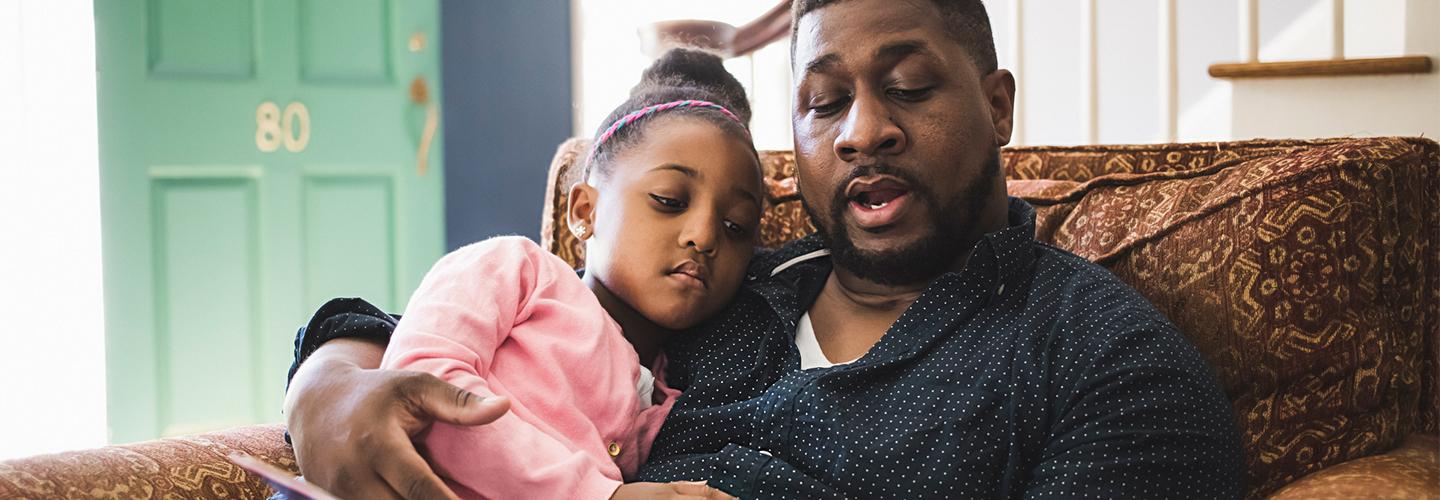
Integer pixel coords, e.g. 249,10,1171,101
791,0,1013,286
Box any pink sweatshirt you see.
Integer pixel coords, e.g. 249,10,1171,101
380,236,680,500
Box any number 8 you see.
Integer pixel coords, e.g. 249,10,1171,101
255,102,282,152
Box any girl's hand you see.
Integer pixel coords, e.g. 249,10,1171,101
611,481,737,500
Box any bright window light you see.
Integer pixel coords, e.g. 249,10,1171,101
0,0,107,460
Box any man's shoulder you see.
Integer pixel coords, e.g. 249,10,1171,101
1026,241,1177,334
745,235,829,280
1021,243,1220,394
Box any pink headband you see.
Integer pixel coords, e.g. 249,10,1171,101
586,99,748,168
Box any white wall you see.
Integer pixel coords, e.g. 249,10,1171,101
989,0,1333,145
574,0,794,150
1231,0,1440,139
577,0,1433,150
0,0,108,459
997,0,1431,143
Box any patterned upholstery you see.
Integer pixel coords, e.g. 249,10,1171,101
1001,137,1439,497
0,424,295,499
1,138,1432,499
543,137,1440,499
1267,434,1439,500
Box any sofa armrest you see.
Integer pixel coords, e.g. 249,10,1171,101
1268,433,1438,499
0,424,296,499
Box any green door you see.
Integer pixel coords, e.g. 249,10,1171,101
94,0,444,443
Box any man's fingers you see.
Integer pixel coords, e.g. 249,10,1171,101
373,439,460,500
670,481,736,500
327,470,404,500
399,372,510,426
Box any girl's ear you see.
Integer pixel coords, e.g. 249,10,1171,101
567,182,599,240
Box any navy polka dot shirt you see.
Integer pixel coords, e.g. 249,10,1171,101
637,198,1245,499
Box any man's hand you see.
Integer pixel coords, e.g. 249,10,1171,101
284,338,511,500
611,481,737,500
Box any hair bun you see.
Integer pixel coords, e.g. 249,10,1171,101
632,48,752,125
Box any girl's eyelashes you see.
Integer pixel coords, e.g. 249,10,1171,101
722,220,746,236
649,193,687,211
649,191,757,238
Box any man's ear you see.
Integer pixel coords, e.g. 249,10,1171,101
983,69,1017,146
567,182,599,240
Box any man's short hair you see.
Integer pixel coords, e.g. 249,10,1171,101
791,0,999,76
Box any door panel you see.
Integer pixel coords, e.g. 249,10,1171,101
96,0,443,443
146,0,255,78
298,0,392,84
302,175,397,310
152,177,261,435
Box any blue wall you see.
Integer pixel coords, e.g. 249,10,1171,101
441,0,574,249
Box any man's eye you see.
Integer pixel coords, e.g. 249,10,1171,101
649,194,686,210
888,87,932,101
808,95,849,116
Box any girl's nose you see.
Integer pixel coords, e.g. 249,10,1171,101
681,214,719,256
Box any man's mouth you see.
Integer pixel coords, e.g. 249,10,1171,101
844,175,913,229
853,189,905,209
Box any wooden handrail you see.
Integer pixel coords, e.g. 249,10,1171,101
730,1,791,57
638,0,791,59
1209,55,1433,79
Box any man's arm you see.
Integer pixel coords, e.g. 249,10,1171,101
1023,321,1245,499
641,443,844,499
283,302,509,500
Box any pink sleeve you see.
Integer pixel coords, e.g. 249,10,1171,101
381,236,622,500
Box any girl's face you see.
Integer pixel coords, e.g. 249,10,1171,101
569,116,764,330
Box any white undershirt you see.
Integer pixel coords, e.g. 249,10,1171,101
635,366,655,409
795,312,861,369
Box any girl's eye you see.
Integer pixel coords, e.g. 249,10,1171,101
723,220,748,236
649,193,686,210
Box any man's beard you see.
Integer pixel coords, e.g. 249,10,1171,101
803,147,1002,287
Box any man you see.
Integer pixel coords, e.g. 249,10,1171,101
284,1,1244,498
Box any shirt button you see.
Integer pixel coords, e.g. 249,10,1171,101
758,449,772,457
607,442,622,457
996,283,1006,295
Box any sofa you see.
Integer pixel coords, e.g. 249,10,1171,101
2,137,1435,499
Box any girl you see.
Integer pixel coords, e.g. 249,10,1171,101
380,49,764,500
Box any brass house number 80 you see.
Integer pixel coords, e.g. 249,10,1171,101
255,101,311,153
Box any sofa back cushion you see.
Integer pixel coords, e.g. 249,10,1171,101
541,137,1439,498
1007,138,1437,497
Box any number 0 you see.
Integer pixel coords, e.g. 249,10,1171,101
282,102,311,153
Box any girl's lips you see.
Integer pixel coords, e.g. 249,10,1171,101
669,271,707,290
670,260,709,289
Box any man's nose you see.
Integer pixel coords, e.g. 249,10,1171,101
833,94,905,162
